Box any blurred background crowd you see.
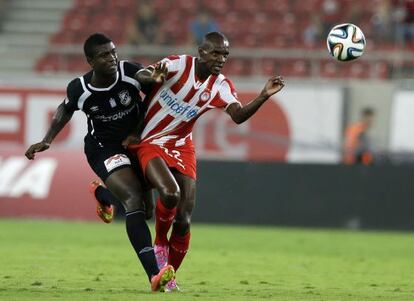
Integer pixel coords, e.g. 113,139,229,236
0,0,413,79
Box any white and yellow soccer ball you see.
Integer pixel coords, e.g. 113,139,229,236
326,23,366,62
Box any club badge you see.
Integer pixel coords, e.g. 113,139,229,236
199,90,211,102
118,90,132,106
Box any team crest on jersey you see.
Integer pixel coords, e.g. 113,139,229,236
199,90,211,102
118,90,131,106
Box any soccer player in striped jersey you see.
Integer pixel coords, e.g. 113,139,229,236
128,31,285,291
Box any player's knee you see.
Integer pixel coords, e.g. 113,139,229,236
159,186,180,208
174,214,191,235
120,193,145,213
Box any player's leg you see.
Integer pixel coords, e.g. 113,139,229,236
145,157,181,209
145,158,181,242
105,167,161,283
145,157,181,268
84,138,119,223
168,171,195,272
163,171,195,292
91,182,154,221
89,180,117,223
144,188,155,220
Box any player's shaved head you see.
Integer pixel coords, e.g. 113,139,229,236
197,31,230,76
200,32,229,51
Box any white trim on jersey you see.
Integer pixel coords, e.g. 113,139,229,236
86,113,95,136
207,78,239,110
120,61,141,90
160,56,181,73
87,71,119,91
78,76,92,111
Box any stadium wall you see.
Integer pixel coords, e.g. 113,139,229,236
195,161,414,231
1,149,414,230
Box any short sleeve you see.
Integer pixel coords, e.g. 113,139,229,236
122,61,144,78
64,78,81,112
147,55,181,75
209,78,241,110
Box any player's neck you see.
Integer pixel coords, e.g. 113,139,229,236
195,59,210,81
91,71,117,88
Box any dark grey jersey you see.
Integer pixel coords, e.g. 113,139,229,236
64,60,146,145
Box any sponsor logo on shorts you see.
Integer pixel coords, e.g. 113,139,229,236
118,90,132,106
104,154,131,172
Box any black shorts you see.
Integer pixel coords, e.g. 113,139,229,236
84,135,141,182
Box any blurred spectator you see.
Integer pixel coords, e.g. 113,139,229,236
188,10,219,45
393,0,414,45
346,2,363,25
343,107,375,165
322,0,340,35
127,0,164,45
303,15,324,47
371,0,392,44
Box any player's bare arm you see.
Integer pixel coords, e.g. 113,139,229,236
226,75,285,124
24,102,74,160
135,62,168,85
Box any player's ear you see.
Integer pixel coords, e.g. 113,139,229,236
198,47,207,57
86,56,94,67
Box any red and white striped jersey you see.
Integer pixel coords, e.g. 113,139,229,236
140,55,240,147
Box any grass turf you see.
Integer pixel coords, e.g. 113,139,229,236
0,219,414,301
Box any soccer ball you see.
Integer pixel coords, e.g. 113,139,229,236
326,23,366,62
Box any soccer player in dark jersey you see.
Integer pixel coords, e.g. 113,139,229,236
24,33,175,292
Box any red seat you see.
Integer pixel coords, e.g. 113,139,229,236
370,61,389,80
175,0,198,14
263,0,291,14
75,0,104,9
260,58,278,76
236,0,260,12
320,60,342,78
35,54,60,72
67,55,89,72
279,59,310,77
343,62,370,79
223,58,249,76
200,0,230,15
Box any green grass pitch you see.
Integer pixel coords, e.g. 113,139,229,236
1,219,414,301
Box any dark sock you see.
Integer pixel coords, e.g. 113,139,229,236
95,186,115,207
125,210,159,280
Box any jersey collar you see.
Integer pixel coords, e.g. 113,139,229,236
87,71,119,91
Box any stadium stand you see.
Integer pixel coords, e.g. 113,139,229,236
0,0,412,79
0,0,73,73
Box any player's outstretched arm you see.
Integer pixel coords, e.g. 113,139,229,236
135,62,167,85
25,102,74,160
226,75,285,124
